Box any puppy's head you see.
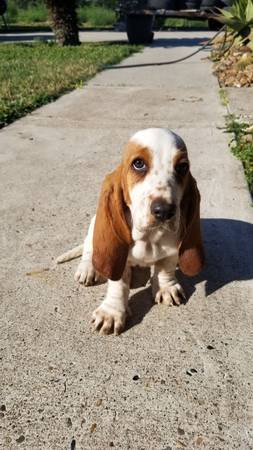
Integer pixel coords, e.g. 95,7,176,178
92,128,204,281
122,128,189,237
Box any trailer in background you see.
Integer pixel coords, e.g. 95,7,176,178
117,0,230,44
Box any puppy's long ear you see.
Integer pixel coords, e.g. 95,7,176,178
92,166,132,281
179,173,204,276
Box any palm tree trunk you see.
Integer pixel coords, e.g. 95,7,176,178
45,0,80,46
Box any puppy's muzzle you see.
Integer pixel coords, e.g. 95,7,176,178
150,199,176,222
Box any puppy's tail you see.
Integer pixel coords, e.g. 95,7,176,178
56,244,83,264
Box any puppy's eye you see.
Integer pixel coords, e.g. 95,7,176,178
175,162,189,176
132,158,147,172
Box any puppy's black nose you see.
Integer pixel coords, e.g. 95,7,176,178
150,200,176,221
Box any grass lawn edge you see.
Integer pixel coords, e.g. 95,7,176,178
0,41,142,129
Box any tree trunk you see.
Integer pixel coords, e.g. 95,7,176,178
45,0,80,46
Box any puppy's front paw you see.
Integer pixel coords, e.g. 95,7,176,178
74,260,105,286
155,283,185,306
91,304,127,336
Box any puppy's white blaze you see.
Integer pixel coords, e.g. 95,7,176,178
129,128,185,235
131,128,185,158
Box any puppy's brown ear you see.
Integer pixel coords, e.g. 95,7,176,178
179,173,204,276
92,166,132,281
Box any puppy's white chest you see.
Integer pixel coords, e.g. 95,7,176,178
129,231,178,266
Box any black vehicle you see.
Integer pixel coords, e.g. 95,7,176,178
117,0,231,44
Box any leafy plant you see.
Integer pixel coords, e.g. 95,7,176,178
215,0,253,42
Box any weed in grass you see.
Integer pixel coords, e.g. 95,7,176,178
0,42,142,128
219,88,229,106
226,116,253,196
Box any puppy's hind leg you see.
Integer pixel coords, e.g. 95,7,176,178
74,215,106,286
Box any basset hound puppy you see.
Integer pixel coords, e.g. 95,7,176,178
57,128,204,335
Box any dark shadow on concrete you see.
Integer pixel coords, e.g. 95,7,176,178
126,218,253,331
126,285,154,332
104,35,211,49
179,218,253,298
150,36,211,49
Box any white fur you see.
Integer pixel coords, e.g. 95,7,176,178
75,128,187,335
91,266,131,335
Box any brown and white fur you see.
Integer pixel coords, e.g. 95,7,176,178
57,128,204,335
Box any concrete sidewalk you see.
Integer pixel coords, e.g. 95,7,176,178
0,31,252,450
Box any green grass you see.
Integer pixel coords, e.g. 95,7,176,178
5,0,48,25
78,6,116,27
16,4,48,24
0,42,141,128
226,117,253,197
4,2,116,28
163,18,209,29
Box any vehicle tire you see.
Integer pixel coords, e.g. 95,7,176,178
0,0,7,15
179,0,187,8
126,14,154,44
220,0,233,5
208,18,222,29
200,0,223,9
147,0,175,8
